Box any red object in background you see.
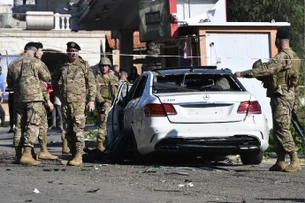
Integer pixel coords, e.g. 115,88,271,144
47,83,54,102
169,0,178,38
43,82,54,102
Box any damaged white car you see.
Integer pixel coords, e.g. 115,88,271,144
107,66,269,165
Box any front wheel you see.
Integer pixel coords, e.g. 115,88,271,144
240,151,263,165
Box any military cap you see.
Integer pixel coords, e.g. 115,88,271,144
276,28,290,40
66,41,81,50
99,57,112,66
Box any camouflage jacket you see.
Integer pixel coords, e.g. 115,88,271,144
7,53,51,103
96,72,118,103
41,82,50,102
240,48,300,98
52,58,96,103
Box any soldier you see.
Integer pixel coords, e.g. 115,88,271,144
235,28,301,172
96,57,118,152
127,66,140,84
118,69,129,83
7,42,52,165
35,42,58,160
12,42,57,162
52,42,96,166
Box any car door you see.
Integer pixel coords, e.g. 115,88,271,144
107,81,131,145
123,75,148,140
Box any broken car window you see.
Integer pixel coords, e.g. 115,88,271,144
153,74,241,93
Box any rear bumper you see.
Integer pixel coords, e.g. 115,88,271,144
134,117,269,155
154,135,261,155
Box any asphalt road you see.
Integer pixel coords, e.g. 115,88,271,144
0,126,304,203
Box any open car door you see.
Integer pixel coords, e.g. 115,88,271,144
107,81,132,149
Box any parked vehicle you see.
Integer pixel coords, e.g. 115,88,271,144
107,66,269,165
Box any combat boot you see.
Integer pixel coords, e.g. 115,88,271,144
32,148,39,160
68,152,83,166
269,152,286,171
62,138,69,154
68,143,83,166
20,147,41,165
60,159,69,165
97,141,106,152
13,147,22,164
283,152,301,172
38,144,58,160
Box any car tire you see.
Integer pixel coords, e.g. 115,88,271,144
240,151,263,165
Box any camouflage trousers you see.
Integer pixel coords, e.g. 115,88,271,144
38,105,49,145
62,102,86,153
97,100,111,145
270,93,297,154
13,102,45,148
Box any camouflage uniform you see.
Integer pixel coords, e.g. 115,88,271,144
12,83,49,150
96,66,118,148
7,53,51,148
52,57,96,156
240,48,300,155
38,83,51,149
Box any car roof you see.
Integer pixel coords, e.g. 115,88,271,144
151,66,233,75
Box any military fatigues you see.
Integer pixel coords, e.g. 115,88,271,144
38,83,51,147
241,48,300,154
96,71,118,146
52,58,96,155
13,83,50,149
7,53,51,148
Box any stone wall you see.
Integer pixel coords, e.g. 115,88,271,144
0,29,107,66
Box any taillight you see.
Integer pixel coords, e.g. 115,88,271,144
237,101,262,114
144,103,177,117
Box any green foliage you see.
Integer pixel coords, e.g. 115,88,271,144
85,108,99,125
84,129,99,141
265,129,275,153
292,105,305,153
227,0,305,57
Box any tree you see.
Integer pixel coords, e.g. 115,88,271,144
227,0,304,57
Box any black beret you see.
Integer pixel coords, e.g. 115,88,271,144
35,42,43,49
66,41,81,50
276,28,290,40
24,42,38,50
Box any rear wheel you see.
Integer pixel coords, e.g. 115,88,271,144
127,131,143,164
240,151,263,165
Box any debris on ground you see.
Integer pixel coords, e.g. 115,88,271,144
33,188,40,194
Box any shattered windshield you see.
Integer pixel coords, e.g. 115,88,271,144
153,73,243,93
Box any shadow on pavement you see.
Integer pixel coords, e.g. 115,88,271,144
256,198,305,202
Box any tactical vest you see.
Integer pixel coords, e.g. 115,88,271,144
97,73,117,101
273,49,300,89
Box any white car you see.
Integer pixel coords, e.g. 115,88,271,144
107,67,269,165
